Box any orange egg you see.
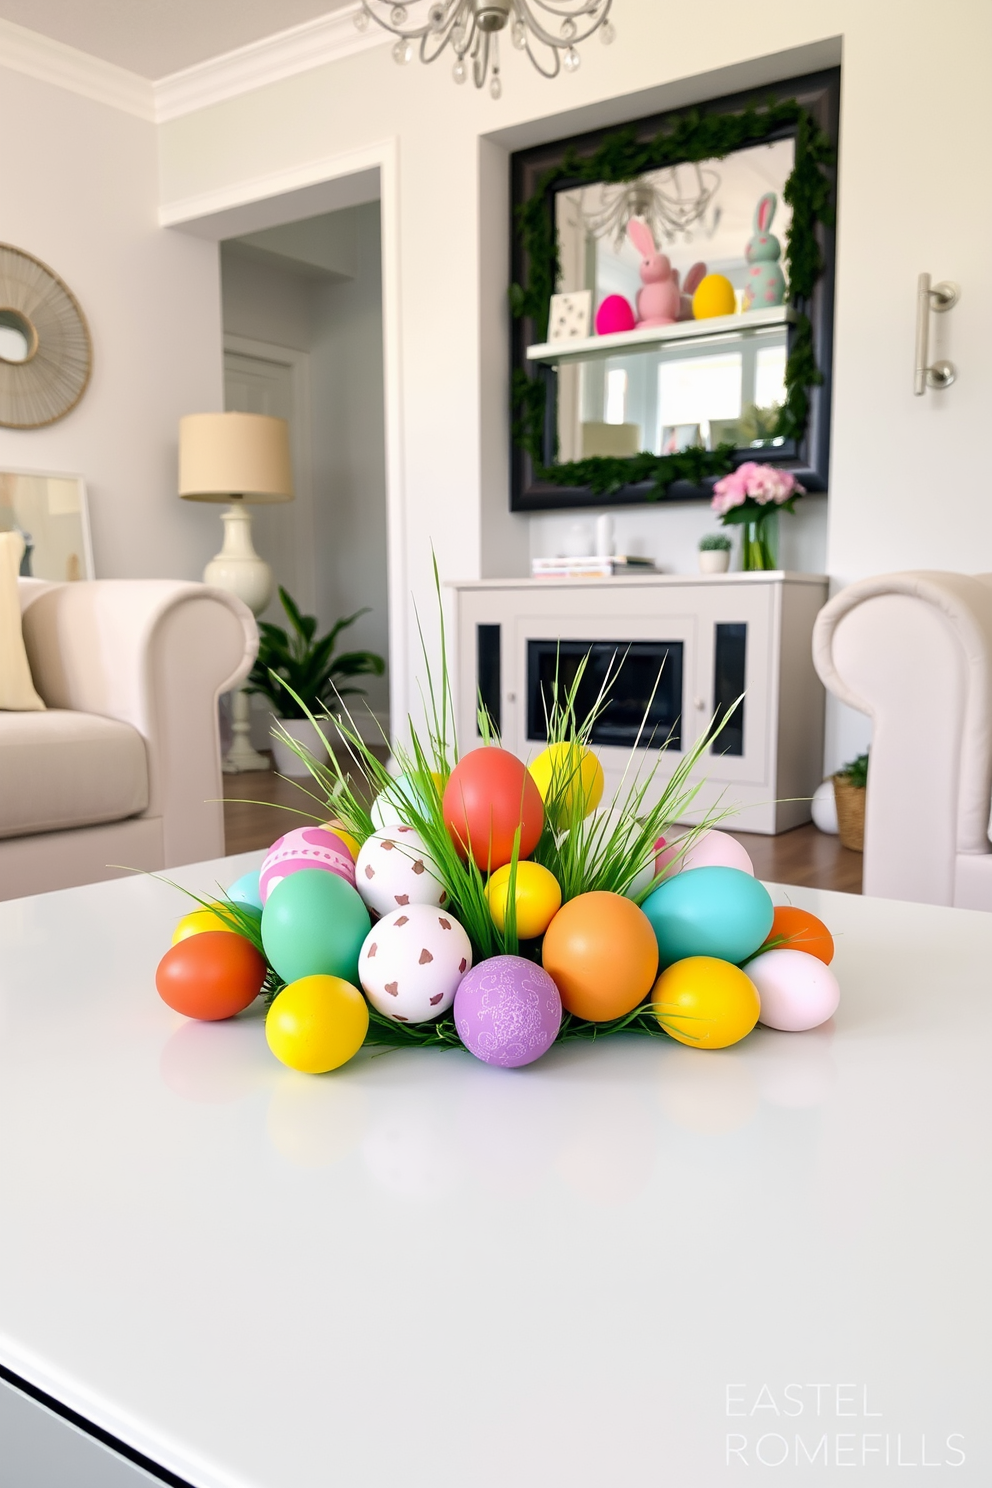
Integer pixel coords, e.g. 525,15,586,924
761,906,834,964
156,932,267,1021
542,891,659,1022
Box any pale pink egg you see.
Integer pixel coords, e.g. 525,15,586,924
744,948,840,1032
655,829,754,879
259,826,356,905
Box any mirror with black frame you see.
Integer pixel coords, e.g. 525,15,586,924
509,69,838,512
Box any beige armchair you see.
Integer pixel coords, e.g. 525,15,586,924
813,572,992,910
1,579,257,902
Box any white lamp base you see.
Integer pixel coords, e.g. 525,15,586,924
205,504,274,774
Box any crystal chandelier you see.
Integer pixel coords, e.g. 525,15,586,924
355,0,616,100
584,165,722,248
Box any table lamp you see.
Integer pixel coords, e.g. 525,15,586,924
179,411,294,773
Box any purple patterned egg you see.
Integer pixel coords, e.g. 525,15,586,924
259,826,356,905
454,955,562,1069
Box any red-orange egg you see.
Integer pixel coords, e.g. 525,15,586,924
442,747,544,871
761,906,834,964
156,931,267,1021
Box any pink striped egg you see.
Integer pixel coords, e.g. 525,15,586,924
259,826,356,905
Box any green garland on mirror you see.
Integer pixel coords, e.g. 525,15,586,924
510,97,835,499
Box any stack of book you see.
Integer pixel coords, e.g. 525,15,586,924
531,555,658,579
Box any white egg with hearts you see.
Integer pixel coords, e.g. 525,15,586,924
359,905,472,1024
355,825,448,916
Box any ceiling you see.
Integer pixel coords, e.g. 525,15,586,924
0,0,355,79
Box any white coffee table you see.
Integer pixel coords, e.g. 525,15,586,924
0,856,988,1486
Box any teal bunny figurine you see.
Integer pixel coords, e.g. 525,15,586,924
743,192,786,310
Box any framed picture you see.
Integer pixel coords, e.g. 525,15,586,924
547,290,593,342
0,469,93,581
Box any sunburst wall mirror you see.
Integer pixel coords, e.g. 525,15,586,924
0,244,92,429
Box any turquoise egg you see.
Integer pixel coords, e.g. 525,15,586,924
227,869,263,911
642,866,773,968
261,869,371,985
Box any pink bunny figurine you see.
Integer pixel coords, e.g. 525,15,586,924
627,219,680,327
676,261,707,320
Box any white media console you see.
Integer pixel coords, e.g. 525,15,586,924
449,571,828,835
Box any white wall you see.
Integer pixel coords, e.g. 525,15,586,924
0,67,223,582
156,4,992,775
220,246,314,351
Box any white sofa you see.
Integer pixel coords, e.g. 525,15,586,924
813,572,992,910
2,579,257,902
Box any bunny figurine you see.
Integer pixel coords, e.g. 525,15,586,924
627,219,680,327
743,192,786,310
676,261,707,320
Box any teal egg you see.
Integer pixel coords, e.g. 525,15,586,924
642,866,773,968
227,870,263,911
261,869,371,985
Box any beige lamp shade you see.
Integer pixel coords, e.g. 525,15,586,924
178,412,294,503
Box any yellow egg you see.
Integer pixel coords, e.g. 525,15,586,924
691,273,737,320
651,956,759,1050
321,821,362,861
528,743,604,827
265,975,369,1074
487,861,562,940
172,904,239,944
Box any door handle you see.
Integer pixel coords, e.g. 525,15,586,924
914,273,959,395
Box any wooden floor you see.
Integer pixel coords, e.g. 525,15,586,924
224,758,862,894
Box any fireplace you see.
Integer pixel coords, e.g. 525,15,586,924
526,639,684,750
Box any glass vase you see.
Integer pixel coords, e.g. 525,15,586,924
741,512,778,571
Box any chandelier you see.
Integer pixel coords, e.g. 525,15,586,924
582,164,722,248
355,0,616,100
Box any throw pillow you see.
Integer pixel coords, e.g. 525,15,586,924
0,531,45,710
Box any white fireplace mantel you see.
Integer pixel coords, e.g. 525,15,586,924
449,571,828,835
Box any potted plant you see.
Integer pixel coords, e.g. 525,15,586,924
246,587,386,776
698,533,732,574
832,751,868,852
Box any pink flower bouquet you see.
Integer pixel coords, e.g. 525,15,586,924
711,462,805,570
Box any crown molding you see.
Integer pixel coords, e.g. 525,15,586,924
0,15,155,120
153,4,390,123
0,5,390,127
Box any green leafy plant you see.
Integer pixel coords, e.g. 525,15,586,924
511,95,835,497
699,533,731,552
245,587,385,721
836,752,868,790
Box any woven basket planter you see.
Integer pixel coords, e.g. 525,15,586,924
832,776,865,853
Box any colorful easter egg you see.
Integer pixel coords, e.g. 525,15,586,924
358,904,472,1024
370,771,444,830
156,932,267,1021
355,825,448,917
744,947,840,1032
595,294,636,336
692,273,737,319
265,975,369,1073
656,829,754,878
527,742,605,828
443,748,544,871
760,905,834,964
259,826,356,905
172,903,257,944
486,861,561,940
642,866,773,968
261,869,370,986
652,956,760,1049
541,891,658,1022
454,956,562,1068
226,870,263,910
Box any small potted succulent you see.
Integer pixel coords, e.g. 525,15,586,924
832,751,868,852
698,532,732,574
246,587,385,776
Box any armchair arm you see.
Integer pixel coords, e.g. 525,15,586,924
19,580,257,868
813,572,992,905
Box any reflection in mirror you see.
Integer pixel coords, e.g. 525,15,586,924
553,139,794,464
0,309,37,364
0,471,92,581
